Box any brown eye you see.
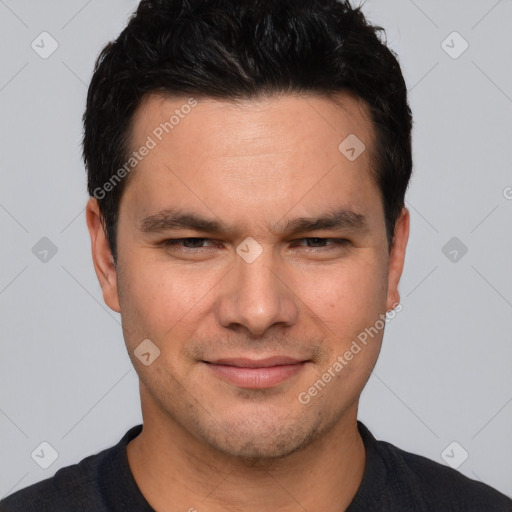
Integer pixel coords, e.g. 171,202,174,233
161,238,217,249
293,238,350,249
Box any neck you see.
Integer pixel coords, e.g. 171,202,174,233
127,396,366,512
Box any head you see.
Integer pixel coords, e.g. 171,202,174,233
85,0,412,463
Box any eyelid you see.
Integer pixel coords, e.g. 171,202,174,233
160,237,219,248
290,238,350,248
160,237,350,249
291,237,349,243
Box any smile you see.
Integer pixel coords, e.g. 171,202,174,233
203,357,308,389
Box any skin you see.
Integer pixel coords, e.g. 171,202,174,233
86,92,409,512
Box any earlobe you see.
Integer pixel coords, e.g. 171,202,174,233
386,207,410,311
85,197,121,313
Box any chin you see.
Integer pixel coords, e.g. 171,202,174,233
195,411,326,466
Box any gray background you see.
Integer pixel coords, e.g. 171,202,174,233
1,0,511,501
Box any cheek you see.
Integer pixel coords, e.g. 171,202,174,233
303,254,388,328
117,256,216,346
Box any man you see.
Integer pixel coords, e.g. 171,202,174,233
1,0,511,510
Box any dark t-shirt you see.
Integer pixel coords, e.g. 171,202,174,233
1,421,511,511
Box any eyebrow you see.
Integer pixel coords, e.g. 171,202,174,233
139,207,367,236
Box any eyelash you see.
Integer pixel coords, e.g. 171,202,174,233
160,237,350,251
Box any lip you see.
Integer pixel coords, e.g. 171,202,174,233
203,357,308,389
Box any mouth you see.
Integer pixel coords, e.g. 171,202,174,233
202,356,309,389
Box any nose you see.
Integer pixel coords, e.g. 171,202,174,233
215,247,299,337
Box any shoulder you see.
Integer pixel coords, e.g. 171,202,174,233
371,431,512,511
0,452,104,512
0,425,143,512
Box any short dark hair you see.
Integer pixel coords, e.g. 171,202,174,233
83,0,413,262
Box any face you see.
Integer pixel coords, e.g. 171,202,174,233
87,92,409,462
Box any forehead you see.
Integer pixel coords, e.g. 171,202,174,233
130,91,374,155
121,92,382,233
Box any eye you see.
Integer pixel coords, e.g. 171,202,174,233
292,238,350,249
158,237,350,255
160,238,219,250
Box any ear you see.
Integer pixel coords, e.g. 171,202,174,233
85,197,121,313
386,207,410,311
